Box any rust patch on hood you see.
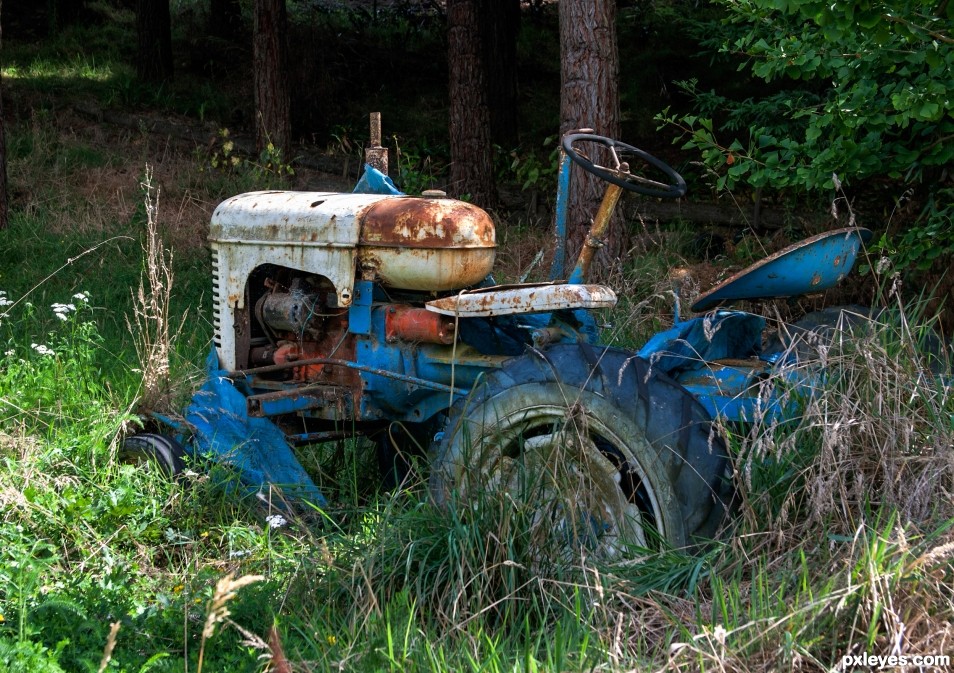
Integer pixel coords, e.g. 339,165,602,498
359,197,496,249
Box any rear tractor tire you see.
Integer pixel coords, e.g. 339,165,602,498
429,344,732,557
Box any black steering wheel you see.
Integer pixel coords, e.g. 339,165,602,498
562,132,686,199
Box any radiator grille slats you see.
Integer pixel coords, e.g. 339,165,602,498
211,247,222,348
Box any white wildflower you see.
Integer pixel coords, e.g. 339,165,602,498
265,514,287,530
51,303,77,320
229,550,251,559
4,349,14,357
31,343,54,357
72,291,90,302
0,291,13,308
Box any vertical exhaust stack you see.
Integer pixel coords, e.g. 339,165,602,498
366,112,388,176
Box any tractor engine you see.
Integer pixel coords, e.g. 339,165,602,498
209,191,496,376
246,273,356,385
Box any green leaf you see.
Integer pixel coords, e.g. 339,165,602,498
857,9,882,29
918,101,941,119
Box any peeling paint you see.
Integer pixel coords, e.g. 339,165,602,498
426,282,617,317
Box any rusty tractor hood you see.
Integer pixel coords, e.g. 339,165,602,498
210,191,497,293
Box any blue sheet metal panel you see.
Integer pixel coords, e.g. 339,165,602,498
248,393,313,417
637,311,766,376
636,311,773,423
678,387,782,424
691,228,872,311
678,358,812,424
348,279,374,335
184,349,327,505
246,385,353,418
673,359,776,422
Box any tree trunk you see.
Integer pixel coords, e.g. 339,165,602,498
209,0,242,40
479,0,520,148
559,0,621,277
136,0,173,83
253,0,291,158
49,0,86,33
447,0,497,209
0,70,8,232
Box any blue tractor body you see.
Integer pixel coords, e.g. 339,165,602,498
132,133,872,547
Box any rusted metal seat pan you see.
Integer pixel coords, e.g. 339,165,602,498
425,282,617,317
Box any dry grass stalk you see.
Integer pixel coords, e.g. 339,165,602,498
729,307,951,538
128,165,178,413
196,572,265,673
268,625,292,673
96,621,121,673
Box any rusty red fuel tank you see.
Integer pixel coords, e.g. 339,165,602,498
356,197,496,291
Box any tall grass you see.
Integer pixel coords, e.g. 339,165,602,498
659,303,954,671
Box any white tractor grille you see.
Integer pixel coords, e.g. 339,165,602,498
211,246,221,348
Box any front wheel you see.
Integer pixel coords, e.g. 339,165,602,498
429,345,732,557
119,433,189,477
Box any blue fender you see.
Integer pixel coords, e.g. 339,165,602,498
182,349,327,506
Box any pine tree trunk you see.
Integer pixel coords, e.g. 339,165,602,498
136,0,173,83
253,0,291,158
559,0,622,276
479,0,520,148
447,0,497,209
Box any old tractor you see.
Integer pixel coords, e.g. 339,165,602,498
124,132,871,554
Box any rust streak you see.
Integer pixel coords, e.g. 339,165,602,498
360,197,495,248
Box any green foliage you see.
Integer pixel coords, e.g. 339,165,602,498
392,136,449,195
503,136,560,192
882,185,954,270
0,638,68,673
202,128,295,191
659,0,954,269
0,295,134,456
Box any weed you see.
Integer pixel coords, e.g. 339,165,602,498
201,127,295,191
392,135,448,195
502,136,560,197
128,167,181,414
